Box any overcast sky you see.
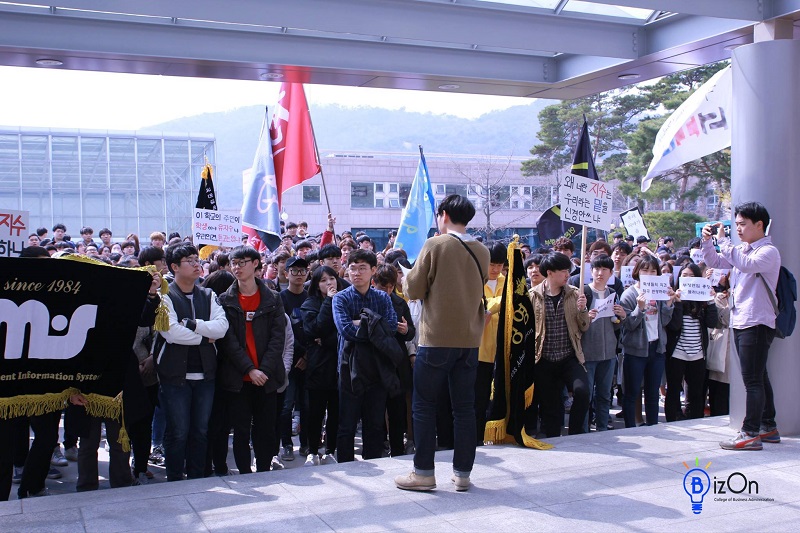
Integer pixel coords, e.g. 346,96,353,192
0,66,531,130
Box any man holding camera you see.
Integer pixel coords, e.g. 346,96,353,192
701,202,781,451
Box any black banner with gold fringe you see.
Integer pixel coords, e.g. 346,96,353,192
0,255,152,419
484,237,551,449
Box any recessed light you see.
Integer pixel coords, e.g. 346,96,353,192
438,84,460,90
617,73,640,80
260,72,284,79
36,59,63,66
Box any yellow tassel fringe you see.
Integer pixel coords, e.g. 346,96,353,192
524,383,535,410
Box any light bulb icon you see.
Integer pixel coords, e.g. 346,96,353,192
683,467,711,514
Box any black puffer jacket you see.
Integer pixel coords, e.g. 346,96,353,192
300,294,339,391
217,279,287,393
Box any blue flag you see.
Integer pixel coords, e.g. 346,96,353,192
242,107,281,251
394,147,435,263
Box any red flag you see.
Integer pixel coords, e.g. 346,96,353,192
269,83,321,208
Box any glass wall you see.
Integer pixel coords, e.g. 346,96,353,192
0,127,215,240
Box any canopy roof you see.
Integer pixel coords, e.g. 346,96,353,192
1,0,799,98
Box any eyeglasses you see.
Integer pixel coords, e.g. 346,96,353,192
181,259,201,266
288,268,308,276
231,259,254,268
348,265,372,274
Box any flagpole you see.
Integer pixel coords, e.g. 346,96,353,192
578,225,588,288
306,104,334,234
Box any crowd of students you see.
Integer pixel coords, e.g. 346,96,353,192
2,199,780,500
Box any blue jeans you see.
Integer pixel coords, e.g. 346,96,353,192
584,359,615,432
623,343,665,428
734,326,776,434
160,380,215,481
413,347,478,478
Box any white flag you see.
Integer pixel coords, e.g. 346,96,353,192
642,66,731,192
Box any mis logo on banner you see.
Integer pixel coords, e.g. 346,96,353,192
0,299,97,360
682,457,712,514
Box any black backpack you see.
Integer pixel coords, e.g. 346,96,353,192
757,266,797,339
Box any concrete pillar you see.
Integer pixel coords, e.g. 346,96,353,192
729,39,800,435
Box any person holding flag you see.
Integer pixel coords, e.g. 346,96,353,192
394,146,436,264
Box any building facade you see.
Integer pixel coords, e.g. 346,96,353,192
0,126,215,240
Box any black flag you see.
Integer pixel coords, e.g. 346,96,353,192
196,161,218,210
484,239,551,449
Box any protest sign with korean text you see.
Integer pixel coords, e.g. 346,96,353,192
679,277,713,302
558,174,613,230
690,249,704,264
619,207,649,240
639,274,671,301
193,209,242,247
621,266,635,288
592,292,617,322
709,268,730,287
0,209,29,257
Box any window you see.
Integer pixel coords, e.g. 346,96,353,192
523,186,532,196
468,184,479,195
389,183,398,193
444,184,468,197
375,183,384,193
511,200,520,209
510,186,519,196
435,184,445,195
375,198,384,208
389,199,400,208
351,182,374,208
303,185,321,203
399,183,411,207
489,186,511,208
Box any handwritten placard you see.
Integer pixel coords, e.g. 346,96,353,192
639,274,671,301
592,292,617,322
621,266,634,288
619,207,649,240
558,174,613,230
193,209,242,247
709,268,730,287
679,277,713,301
690,249,704,264
0,209,29,257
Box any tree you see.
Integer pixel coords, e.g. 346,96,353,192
523,61,732,217
641,211,707,249
604,62,731,214
451,154,535,241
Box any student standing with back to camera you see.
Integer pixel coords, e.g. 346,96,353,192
702,202,781,451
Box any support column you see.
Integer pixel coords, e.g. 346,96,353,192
729,39,800,435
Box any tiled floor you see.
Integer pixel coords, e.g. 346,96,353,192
2,416,798,532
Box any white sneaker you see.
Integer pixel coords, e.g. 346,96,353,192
51,446,68,467
320,454,338,465
304,453,320,467
270,455,285,471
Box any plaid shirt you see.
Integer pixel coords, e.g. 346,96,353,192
542,292,575,362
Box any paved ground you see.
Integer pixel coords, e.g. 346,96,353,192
2,415,799,532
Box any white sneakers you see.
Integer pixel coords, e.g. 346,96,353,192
304,454,321,467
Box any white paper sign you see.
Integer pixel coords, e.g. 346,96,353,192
639,274,671,301
709,268,730,286
690,249,704,264
193,208,242,247
679,277,713,301
592,292,617,322
619,207,649,240
621,266,635,288
558,174,613,230
0,209,29,257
